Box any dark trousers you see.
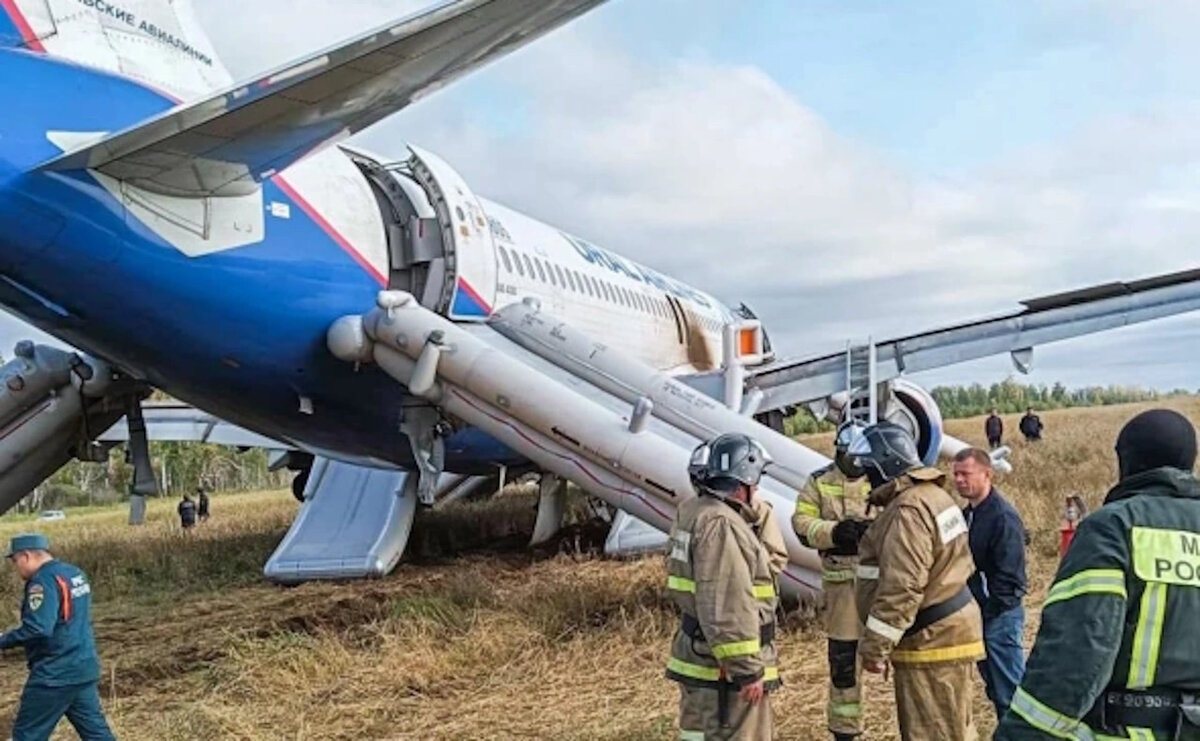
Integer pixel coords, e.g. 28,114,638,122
978,606,1026,720
13,681,115,741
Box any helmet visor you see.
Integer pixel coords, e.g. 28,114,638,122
835,422,864,452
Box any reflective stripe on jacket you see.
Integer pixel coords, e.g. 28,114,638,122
855,467,984,666
996,467,1200,740
666,494,780,690
791,465,869,581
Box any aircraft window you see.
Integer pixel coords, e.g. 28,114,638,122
639,294,650,313
498,246,514,274
554,264,567,288
621,287,632,307
585,275,597,297
602,282,614,303
521,254,535,278
546,262,558,287
634,293,644,312
566,269,578,293
534,258,548,283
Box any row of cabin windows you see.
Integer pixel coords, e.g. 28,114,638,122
496,244,726,335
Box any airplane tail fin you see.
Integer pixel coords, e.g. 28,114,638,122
0,0,232,101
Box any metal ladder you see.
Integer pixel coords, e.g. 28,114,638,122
844,337,878,424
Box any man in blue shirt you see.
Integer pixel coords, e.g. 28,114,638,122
952,447,1028,721
0,534,115,741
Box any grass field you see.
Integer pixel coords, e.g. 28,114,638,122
0,397,1197,740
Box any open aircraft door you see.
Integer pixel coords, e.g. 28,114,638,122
407,146,497,321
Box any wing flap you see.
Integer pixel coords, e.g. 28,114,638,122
38,0,608,197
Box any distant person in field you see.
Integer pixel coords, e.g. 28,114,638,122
953,447,1027,722
0,534,116,740
986,409,1004,449
178,494,197,530
1019,408,1043,442
197,487,210,523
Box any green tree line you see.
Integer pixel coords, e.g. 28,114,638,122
16,443,290,513
783,381,1192,436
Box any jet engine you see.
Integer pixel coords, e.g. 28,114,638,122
813,379,944,467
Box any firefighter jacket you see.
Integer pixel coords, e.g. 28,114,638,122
748,498,788,583
855,467,984,667
666,494,781,690
997,467,1200,740
792,465,869,585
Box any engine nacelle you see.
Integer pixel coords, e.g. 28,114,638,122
812,379,944,467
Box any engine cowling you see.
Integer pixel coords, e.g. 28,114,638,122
815,379,944,467
879,380,944,467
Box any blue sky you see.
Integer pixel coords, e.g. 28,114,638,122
3,0,1197,392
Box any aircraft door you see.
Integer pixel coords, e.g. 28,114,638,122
407,146,497,320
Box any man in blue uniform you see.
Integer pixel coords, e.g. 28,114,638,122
0,534,115,741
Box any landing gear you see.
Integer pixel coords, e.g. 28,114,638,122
124,398,160,525
400,402,448,506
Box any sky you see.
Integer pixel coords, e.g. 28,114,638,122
5,0,1199,391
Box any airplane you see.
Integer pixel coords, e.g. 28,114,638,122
2,0,1199,599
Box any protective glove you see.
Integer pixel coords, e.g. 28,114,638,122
829,518,866,555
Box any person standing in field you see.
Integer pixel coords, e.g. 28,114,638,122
197,487,210,523
178,493,197,530
996,409,1200,739
953,447,1028,721
791,420,871,741
0,534,116,741
1019,408,1043,442
986,410,1004,450
849,422,984,741
666,433,781,740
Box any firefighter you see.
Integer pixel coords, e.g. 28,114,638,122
996,408,1200,740
791,420,871,740
848,422,984,741
667,433,781,740
0,534,115,741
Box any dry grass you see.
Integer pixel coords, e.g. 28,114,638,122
0,398,1196,740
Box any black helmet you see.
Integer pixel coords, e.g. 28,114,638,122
833,420,866,479
689,433,771,497
847,421,922,488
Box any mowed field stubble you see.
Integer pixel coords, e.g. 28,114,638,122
1,398,1197,740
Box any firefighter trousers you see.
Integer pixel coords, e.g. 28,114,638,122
822,578,863,737
893,662,977,741
678,683,773,740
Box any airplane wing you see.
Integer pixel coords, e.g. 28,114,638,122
98,402,289,448
748,267,1200,413
37,0,607,197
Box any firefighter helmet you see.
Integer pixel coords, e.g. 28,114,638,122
847,421,921,487
688,433,772,496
